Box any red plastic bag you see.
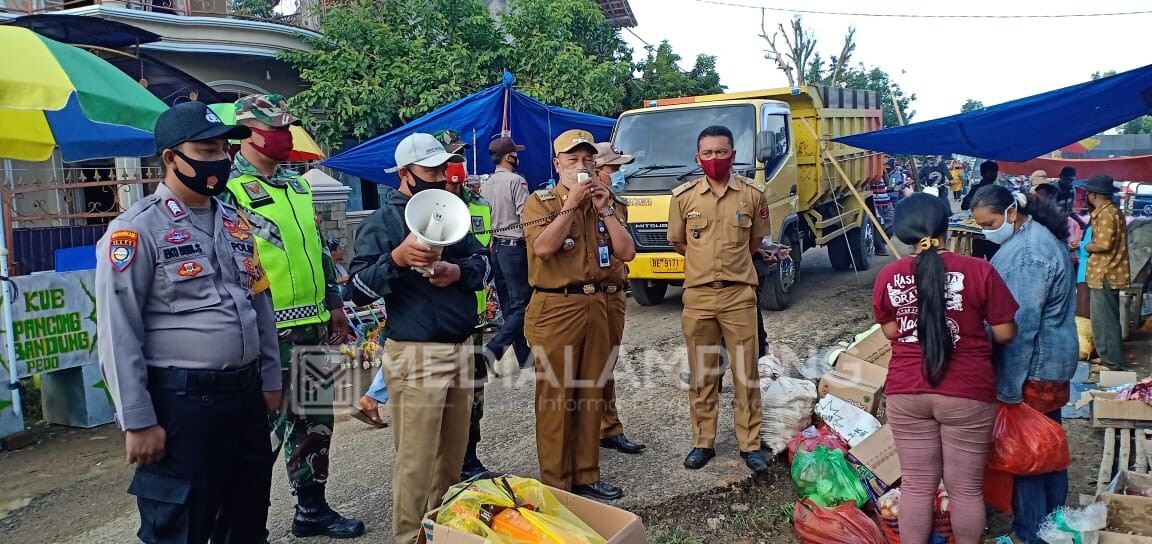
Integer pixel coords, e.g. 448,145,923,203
793,499,885,544
788,425,848,463
983,466,1014,514
986,402,1071,476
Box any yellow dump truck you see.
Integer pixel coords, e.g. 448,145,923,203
614,85,884,309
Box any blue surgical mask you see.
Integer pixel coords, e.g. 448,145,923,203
610,171,625,193
980,205,1016,245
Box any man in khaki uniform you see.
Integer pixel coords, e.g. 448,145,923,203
668,125,771,473
523,130,636,500
593,142,646,455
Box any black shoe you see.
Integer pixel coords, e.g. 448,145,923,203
683,447,716,469
571,480,624,501
875,247,890,256
292,486,366,539
600,434,646,454
741,450,771,473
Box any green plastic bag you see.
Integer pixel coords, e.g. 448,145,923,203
790,445,869,508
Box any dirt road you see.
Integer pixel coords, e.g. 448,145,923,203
13,244,1114,543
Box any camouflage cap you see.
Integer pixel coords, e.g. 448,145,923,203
234,94,301,128
432,129,469,154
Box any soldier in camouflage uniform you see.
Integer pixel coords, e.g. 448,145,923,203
223,95,365,539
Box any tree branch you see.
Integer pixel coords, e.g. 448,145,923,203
758,8,794,86
829,26,855,86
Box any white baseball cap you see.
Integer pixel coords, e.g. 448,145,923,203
387,132,464,173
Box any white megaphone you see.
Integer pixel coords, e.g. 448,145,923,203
404,188,470,275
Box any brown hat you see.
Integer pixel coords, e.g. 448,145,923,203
488,136,524,157
553,129,596,155
593,142,634,167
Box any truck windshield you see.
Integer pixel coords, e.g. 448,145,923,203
615,104,756,193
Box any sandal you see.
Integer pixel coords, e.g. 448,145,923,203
349,396,388,428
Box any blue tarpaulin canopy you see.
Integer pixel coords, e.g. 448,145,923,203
322,77,616,189
834,63,1152,161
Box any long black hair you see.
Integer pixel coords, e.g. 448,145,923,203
970,185,1071,242
893,193,953,386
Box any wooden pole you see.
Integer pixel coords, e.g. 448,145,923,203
800,118,901,258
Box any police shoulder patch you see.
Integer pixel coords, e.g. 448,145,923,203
671,180,697,197
108,230,138,272
534,189,556,202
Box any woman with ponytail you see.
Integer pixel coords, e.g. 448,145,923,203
971,186,1078,544
872,193,1019,544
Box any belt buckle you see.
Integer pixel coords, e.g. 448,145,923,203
709,281,724,289
582,284,596,295
605,285,618,294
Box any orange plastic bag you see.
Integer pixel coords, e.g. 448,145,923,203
792,499,885,544
986,403,1071,476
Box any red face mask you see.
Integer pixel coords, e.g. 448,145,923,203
250,127,294,162
446,162,467,185
700,155,734,181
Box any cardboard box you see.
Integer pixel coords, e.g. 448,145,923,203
845,327,892,368
848,424,901,489
819,352,887,414
419,483,647,544
1100,493,1152,537
1092,393,1152,429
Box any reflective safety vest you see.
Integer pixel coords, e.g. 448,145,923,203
226,173,330,329
466,194,492,321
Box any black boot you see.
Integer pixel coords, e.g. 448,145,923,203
291,485,366,539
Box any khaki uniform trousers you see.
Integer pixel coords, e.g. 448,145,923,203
381,340,473,544
601,291,626,439
681,284,763,452
525,290,613,490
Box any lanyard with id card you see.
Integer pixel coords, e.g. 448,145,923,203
597,220,610,268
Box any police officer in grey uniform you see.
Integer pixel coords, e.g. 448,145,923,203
96,101,283,544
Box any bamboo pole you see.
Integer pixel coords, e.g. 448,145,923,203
800,118,900,258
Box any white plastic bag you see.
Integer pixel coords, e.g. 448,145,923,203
759,355,818,454
815,394,882,447
1037,502,1106,544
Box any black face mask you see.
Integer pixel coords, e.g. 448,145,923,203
405,170,447,194
170,149,232,197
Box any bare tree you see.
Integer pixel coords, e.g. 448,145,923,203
827,26,856,86
759,8,794,86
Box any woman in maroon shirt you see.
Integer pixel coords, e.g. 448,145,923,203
872,194,1019,544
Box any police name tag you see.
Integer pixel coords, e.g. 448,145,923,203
597,242,610,268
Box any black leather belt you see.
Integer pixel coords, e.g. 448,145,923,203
704,280,740,289
535,283,623,295
147,363,260,393
494,238,526,247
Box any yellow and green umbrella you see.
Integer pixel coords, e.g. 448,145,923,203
208,103,326,161
0,26,168,162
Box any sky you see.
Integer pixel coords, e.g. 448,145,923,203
621,0,1152,122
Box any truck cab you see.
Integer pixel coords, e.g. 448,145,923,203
613,86,883,309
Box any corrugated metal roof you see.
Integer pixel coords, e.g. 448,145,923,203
596,0,637,28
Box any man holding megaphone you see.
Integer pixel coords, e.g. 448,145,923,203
347,133,491,544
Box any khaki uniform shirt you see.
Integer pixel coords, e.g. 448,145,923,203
523,183,628,289
480,167,530,240
1087,200,1130,289
667,175,770,288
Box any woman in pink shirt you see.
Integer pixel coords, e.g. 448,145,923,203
872,194,1019,544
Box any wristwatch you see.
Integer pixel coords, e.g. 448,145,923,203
598,205,616,219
